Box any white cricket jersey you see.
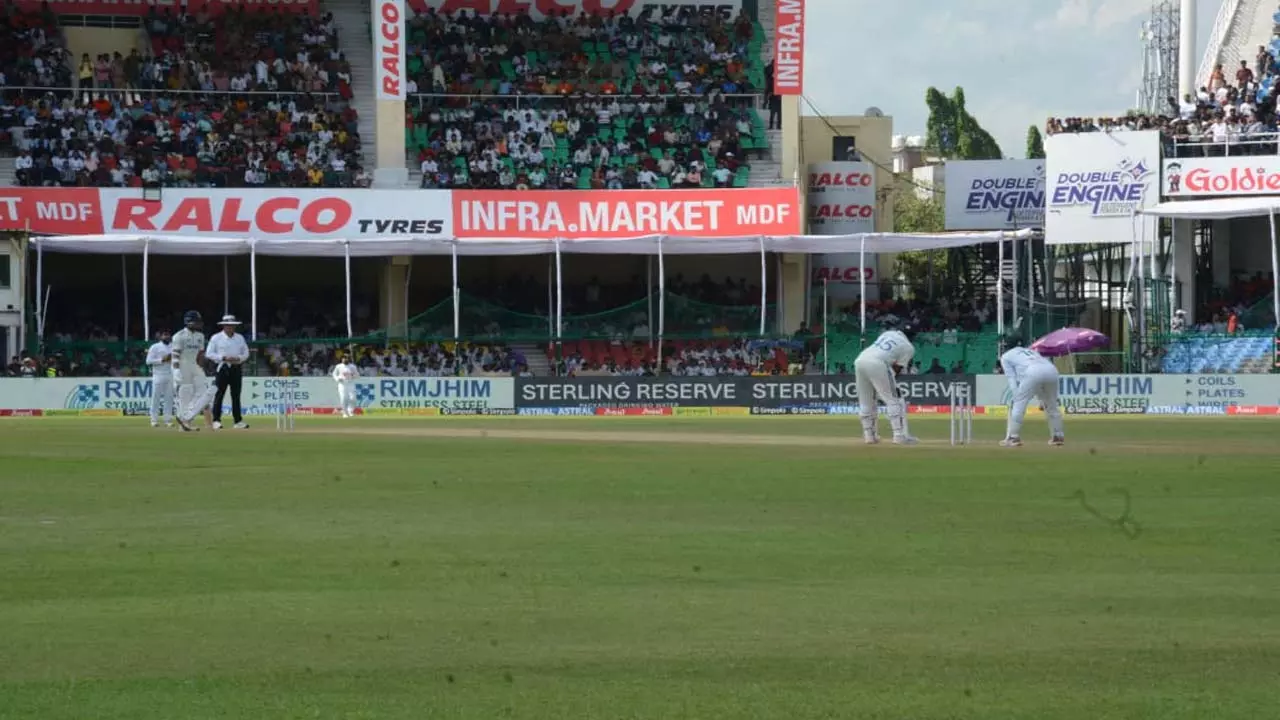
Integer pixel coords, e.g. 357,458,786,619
171,328,205,378
146,341,173,378
1000,347,1054,385
857,330,915,367
332,362,358,382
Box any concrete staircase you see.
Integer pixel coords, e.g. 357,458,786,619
1198,0,1270,88
512,342,553,375
325,0,377,172
749,0,785,187
0,157,17,187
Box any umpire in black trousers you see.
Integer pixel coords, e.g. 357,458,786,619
205,314,251,430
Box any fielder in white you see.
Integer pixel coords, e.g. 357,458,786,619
854,322,918,445
145,330,174,427
999,334,1065,447
332,357,360,418
172,310,216,432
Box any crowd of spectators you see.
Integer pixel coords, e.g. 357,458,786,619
406,7,763,189
8,91,365,188
0,8,71,89
3,9,365,188
554,337,803,377
405,7,759,97
1046,44,1280,156
141,9,353,96
414,95,754,190
262,341,527,377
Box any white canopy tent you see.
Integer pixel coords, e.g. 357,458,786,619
29,229,1034,347
1140,198,1280,328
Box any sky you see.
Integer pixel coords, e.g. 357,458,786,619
801,0,1225,157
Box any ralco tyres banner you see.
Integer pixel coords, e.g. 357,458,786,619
0,187,799,240
405,0,742,19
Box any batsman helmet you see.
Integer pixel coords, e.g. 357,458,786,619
183,310,203,329
900,322,919,340
1002,328,1026,347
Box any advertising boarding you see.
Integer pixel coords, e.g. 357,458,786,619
1161,157,1280,197
772,0,804,96
975,374,1280,415
0,187,801,240
405,0,742,19
806,162,876,235
944,159,1045,230
374,0,407,101
451,188,800,238
0,377,516,415
1044,131,1160,245
514,375,973,413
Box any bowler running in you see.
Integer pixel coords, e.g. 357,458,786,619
854,320,918,445
998,332,1065,447
332,356,360,418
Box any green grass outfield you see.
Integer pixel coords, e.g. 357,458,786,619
1,416,1278,719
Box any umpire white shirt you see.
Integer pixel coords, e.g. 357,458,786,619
206,332,250,369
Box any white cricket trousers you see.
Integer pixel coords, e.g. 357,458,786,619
854,356,908,438
176,373,216,422
150,374,174,425
1007,365,1064,439
336,381,355,414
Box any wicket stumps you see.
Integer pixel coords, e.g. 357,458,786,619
275,389,296,432
949,384,973,445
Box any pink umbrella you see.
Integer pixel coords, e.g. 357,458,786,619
1030,328,1110,357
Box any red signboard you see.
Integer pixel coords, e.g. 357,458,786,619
0,188,105,235
0,187,799,240
772,0,804,96
405,0,741,19
452,188,801,239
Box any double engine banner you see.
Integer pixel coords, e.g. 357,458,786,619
0,376,516,414
514,375,976,410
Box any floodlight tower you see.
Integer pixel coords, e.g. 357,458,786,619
1137,0,1182,114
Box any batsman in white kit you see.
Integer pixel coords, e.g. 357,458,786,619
854,320,918,445
145,330,174,427
999,332,1065,447
171,310,216,432
331,356,360,418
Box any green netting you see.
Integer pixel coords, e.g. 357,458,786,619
391,292,776,342
1240,292,1276,330
818,331,1001,375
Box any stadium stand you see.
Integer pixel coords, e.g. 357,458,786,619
4,8,366,188
1161,331,1274,373
1045,31,1280,156
0,8,72,89
405,6,767,189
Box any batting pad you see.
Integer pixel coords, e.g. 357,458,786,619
181,382,218,422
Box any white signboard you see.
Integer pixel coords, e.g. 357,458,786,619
807,162,876,235
944,159,1045,230
1161,157,1280,197
811,255,878,301
374,0,406,101
1045,131,1160,245
975,373,1280,414
0,376,516,415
